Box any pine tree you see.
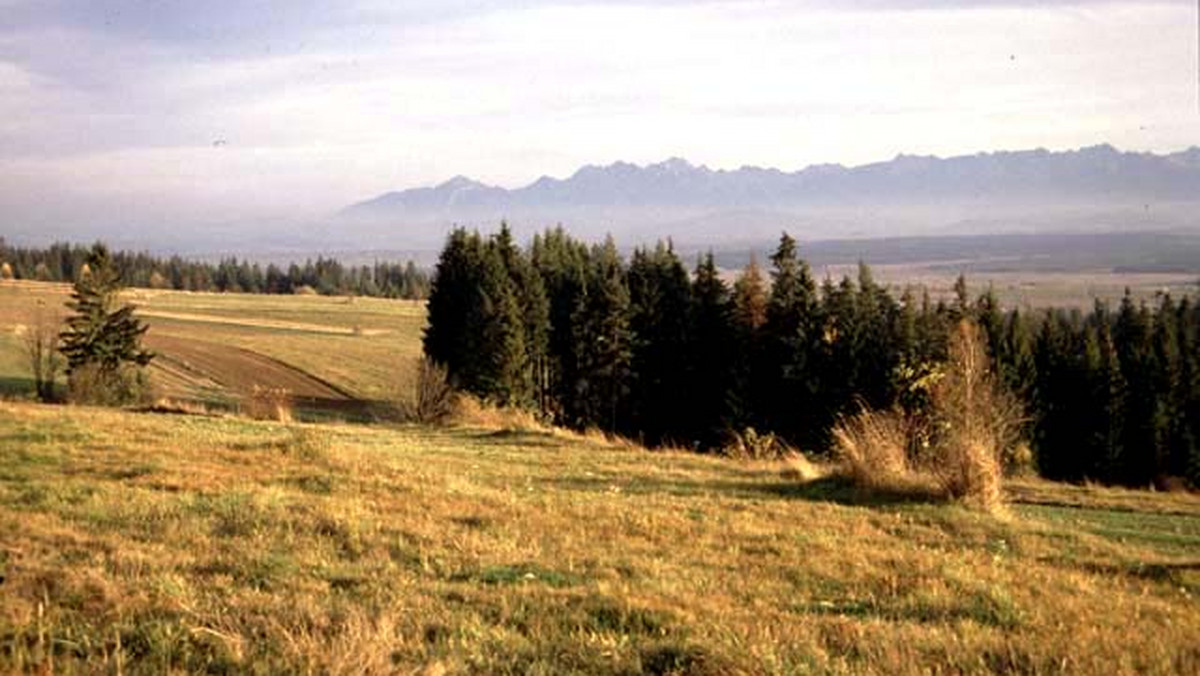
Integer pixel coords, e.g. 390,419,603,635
531,227,592,426
59,244,154,404
474,241,532,407
1033,310,1090,480
492,224,550,412
424,229,486,385
570,237,632,432
730,255,769,431
1114,293,1161,485
1085,321,1126,481
761,233,820,447
689,252,736,450
626,242,693,445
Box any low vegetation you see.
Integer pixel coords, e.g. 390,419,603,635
0,266,1198,673
1,402,1199,674
833,321,1022,513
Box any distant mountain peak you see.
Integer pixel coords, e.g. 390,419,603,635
438,175,490,190
651,157,696,173
341,144,1200,220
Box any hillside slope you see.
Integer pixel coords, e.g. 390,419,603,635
1,402,1197,674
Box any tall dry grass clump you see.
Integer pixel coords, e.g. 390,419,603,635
244,385,294,422
831,320,1023,513
450,394,544,432
832,406,915,491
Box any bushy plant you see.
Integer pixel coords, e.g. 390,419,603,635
397,358,456,425
831,320,1023,512
722,427,788,460
244,386,294,422
67,363,153,407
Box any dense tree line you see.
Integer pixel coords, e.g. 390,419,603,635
0,238,430,299
426,226,1200,488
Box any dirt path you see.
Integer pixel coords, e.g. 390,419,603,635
137,309,391,336
144,334,375,418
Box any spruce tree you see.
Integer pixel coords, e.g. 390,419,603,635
626,242,692,445
689,252,736,450
730,255,769,431
59,244,154,404
571,237,632,432
492,224,550,412
1114,293,1161,485
424,229,486,384
531,227,591,426
475,241,532,407
762,233,820,447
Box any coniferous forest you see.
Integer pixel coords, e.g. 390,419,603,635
425,225,1200,489
0,238,430,299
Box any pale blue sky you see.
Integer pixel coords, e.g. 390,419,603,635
1,0,1196,229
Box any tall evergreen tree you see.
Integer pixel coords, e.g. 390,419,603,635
531,227,592,426
626,242,693,445
492,224,551,412
59,244,154,403
688,252,737,450
424,229,486,384
569,237,632,431
1114,293,1162,485
761,233,820,447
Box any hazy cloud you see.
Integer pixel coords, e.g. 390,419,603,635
0,0,1196,237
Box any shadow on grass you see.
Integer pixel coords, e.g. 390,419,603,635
467,428,564,448
0,376,35,399
547,473,944,508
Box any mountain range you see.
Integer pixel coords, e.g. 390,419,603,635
345,144,1200,216
336,144,1200,253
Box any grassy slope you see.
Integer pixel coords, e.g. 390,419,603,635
2,402,1199,675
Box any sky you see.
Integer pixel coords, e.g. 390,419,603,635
1,0,1197,232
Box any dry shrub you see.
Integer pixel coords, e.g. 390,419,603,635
67,364,154,407
926,320,1022,511
722,427,789,460
244,386,293,422
450,395,543,432
831,407,913,490
22,302,63,402
779,452,832,482
396,358,456,425
830,320,1022,513
139,398,218,417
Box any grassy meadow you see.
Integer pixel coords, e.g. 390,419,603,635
0,281,425,410
0,280,1199,674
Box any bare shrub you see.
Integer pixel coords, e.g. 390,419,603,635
22,302,63,402
244,386,294,422
396,358,456,424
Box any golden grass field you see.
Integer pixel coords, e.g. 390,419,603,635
0,281,426,415
1,280,1199,674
